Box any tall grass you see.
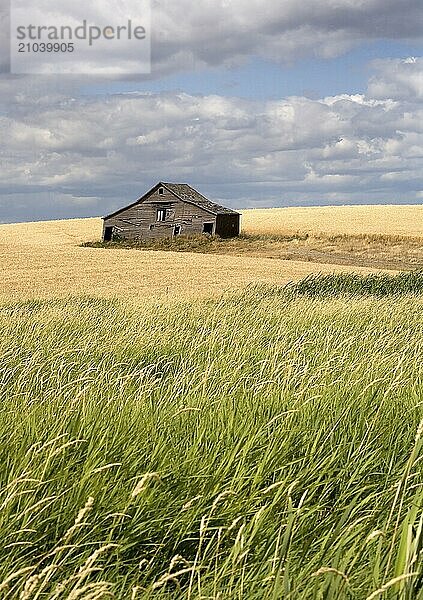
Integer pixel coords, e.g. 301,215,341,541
0,290,421,599
285,271,423,297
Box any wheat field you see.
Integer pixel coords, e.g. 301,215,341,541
3,203,420,303
241,205,423,237
0,220,374,304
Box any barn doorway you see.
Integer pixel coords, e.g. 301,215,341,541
104,226,113,241
173,224,181,236
203,222,214,234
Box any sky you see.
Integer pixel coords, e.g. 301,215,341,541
0,0,422,223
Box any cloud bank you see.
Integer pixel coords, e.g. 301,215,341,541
153,0,423,73
0,57,422,221
1,0,422,76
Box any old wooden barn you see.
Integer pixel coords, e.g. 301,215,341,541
102,182,241,242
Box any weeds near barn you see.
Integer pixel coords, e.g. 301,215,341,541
81,231,309,252
83,227,423,273
0,275,422,598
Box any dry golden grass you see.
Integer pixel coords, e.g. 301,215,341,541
0,214,388,303
241,205,423,237
2,205,420,302
0,217,100,248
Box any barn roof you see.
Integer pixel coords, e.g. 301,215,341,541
162,183,239,215
103,182,239,219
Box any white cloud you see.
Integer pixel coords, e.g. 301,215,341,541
151,0,423,74
1,0,421,221
368,57,423,100
1,0,422,76
0,56,422,222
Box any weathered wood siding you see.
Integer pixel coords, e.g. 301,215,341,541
103,187,218,241
215,213,240,238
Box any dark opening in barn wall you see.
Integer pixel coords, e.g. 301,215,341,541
203,222,214,234
104,226,113,241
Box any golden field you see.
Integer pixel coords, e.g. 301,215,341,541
0,204,421,303
242,204,423,237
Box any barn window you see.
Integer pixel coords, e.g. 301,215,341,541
157,208,166,221
159,187,164,195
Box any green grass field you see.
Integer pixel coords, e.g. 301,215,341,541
0,275,422,599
